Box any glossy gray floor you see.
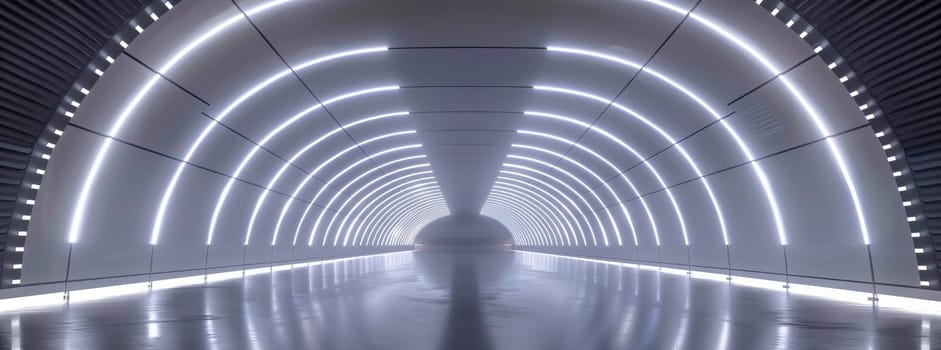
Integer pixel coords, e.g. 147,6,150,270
1,250,938,349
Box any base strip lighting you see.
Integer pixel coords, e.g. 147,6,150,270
0,251,411,313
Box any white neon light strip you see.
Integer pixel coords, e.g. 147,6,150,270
71,0,296,244
391,202,447,246
150,48,391,246
547,46,783,246
337,168,441,246
489,190,566,246
277,131,415,246
516,250,941,315
484,207,533,245
371,191,442,245
489,192,562,246
206,86,400,246
496,175,591,246
484,199,546,245
483,208,530,245
524,111,689,245
0,251,410,312
640,0,868,244
377,196,445,245
327,161,432,246
360,184,440,246
532,87,727,245
403,209,451,244
517,130,660,245
242,112,410,246
513,144,638,245
484,200,547,246
309,144,423,246
493,181,581,246
383,188,447,244
508,154,624,246
354,179,438,246
389,201,447,245
503,165,610,246
481,206,529,245
363,186,442,246
347,174,436,245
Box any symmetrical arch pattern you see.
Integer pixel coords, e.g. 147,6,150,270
4,0,928,301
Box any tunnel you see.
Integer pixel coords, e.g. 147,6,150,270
0,0,940,348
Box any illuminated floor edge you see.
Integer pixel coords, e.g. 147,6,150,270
513,249,941,315
0,250,413,313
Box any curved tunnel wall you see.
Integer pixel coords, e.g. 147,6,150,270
1,0,929,298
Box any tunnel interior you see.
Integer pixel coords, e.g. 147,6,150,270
0,0,940,348
414,214,513,250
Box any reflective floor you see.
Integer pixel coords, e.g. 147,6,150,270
1,250,939,349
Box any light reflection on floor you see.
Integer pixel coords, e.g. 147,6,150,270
0,250,938,349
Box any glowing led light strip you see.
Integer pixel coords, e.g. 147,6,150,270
394,203,449,245
545,48,784,245
524,111,688,245
379,197,445,245
276,131,416,246
378,197,443,246
325,161,432,246
496,175,592,246
642,0,867,244
0,250,410,312
490,193,564,246
502,165,609,246
513,144,637,245
481,206,532,245
151,49,390,245
508,154,624,246
483,207,531,245
70,0,296,244
492,181,581,246
517,130,660,245
489,190,566,246
360,184,440,246
307,144,424,246
484,199,549,246
485,199,548,245
240,111,410,246
404,210,451,245
391,204,448,246
483,208,530,245
354,178,438,246
363,186,441,246
207,86,400,246
516,250,941,315
402,209,450,246
532,87,726,245
374,191,442,245
488,195,558,246
347,173,436,245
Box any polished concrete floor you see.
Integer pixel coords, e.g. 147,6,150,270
0,250,939,349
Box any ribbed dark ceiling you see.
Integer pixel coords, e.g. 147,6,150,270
0,0,153,273
783,0,941,283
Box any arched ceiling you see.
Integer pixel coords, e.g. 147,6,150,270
0,0,937,297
